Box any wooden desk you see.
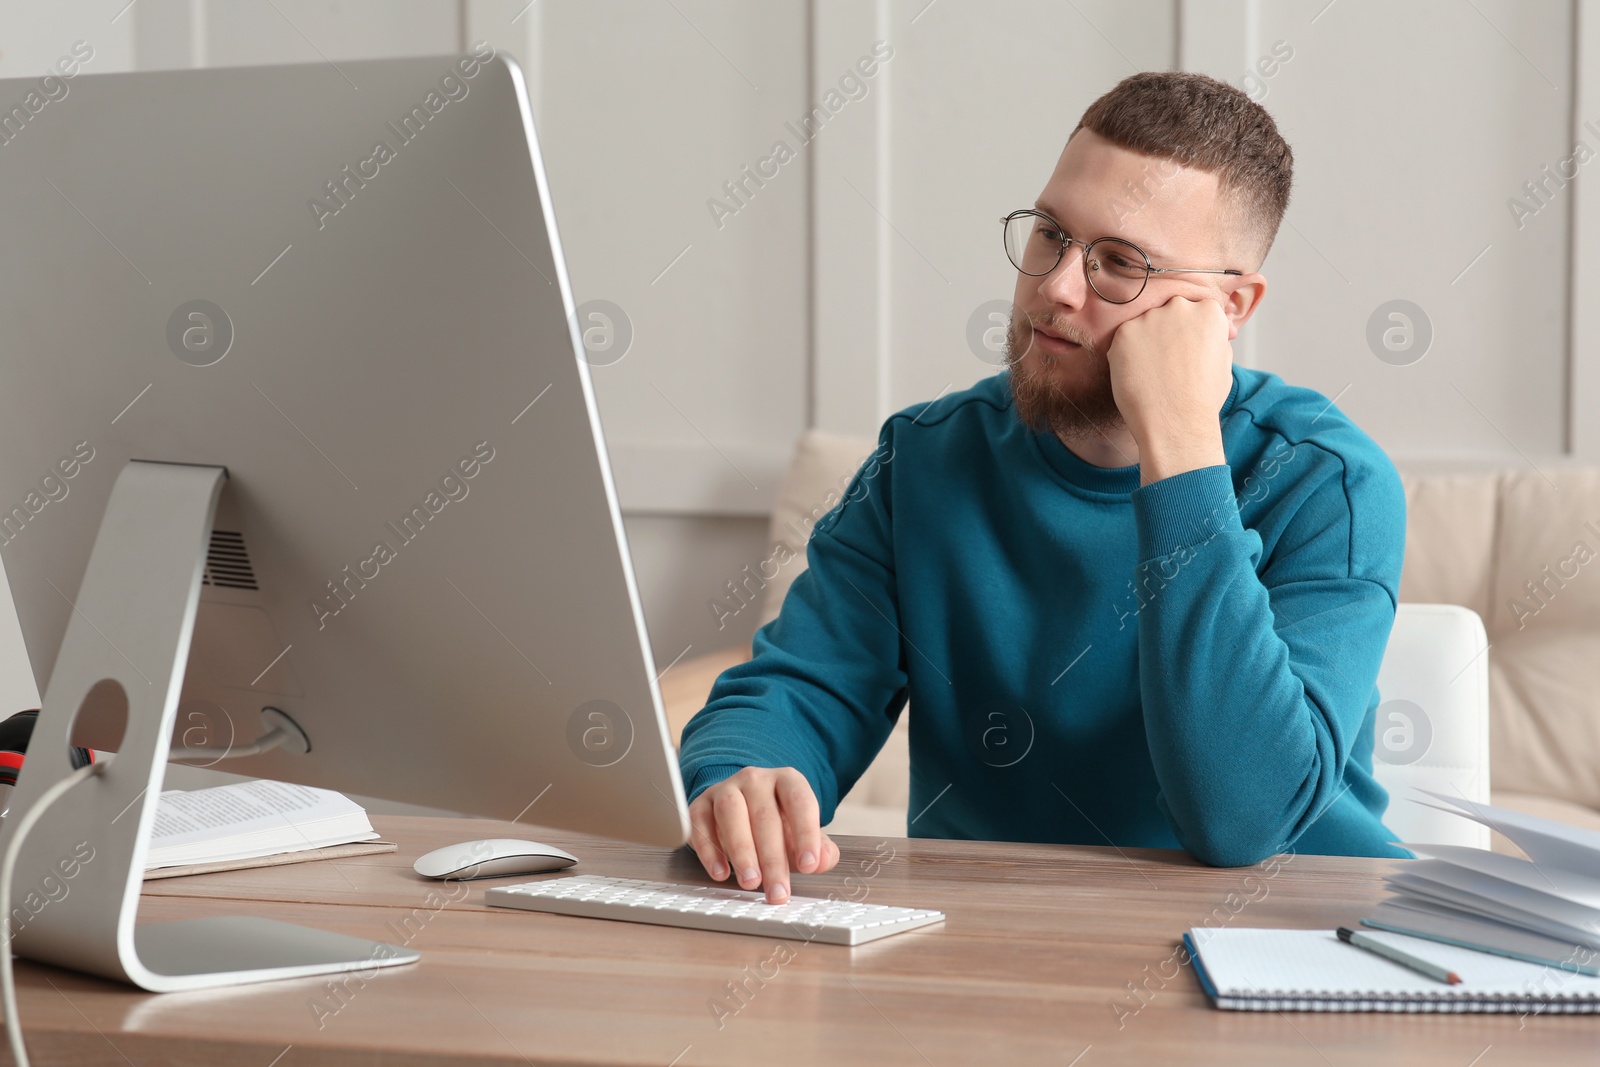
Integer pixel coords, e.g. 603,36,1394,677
6,815,1594,1066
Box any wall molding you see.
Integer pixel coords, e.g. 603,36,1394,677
1572,0,1599,460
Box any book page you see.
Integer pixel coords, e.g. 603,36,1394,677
151,780,365,846
1416,790,1600,879
1398,860,1600,931
1408,842,1600,908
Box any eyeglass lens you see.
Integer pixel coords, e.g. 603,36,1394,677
1002,212,1148,302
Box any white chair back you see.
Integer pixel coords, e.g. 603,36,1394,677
1372,603,1492,849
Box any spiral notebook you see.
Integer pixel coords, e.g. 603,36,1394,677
1185,928,1600,1013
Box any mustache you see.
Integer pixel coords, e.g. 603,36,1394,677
1014,312,1097,358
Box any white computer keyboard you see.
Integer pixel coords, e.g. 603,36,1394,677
485,873,945,946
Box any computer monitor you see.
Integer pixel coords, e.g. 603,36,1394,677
0,49,689,990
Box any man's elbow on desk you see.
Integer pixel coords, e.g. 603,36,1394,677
1166,789,1410,868
1163,802,1299,869
1177,830,1286,870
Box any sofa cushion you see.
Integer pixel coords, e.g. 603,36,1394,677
1491,791,1600,854
759,431,880,630
1482,468,1600,809
1488,467,1600,633
1395,470,1500,621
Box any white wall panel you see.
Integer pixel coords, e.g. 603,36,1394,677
815,0,1178,432
0,1,133,77
1244,0,1571,460
202,0,459,66
534,0,810,515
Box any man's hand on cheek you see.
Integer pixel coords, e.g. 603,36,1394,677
1105,296,1234,485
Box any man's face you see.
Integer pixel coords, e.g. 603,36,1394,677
1007,129,1241,442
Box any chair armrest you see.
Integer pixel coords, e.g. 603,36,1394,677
659,644,750,746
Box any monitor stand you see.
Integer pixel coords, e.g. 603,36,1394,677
0,461,419,991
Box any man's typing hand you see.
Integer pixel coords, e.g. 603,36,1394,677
687,766,841,904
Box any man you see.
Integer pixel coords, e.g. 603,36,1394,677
678,71,1408,903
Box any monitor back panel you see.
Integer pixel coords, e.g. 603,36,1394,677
0,52,689,845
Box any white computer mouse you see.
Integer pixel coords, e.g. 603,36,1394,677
413,838,578,880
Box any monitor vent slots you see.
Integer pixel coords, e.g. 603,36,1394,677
202,530,259,590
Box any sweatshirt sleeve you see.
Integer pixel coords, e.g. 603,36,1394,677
1128,441,1406,867
677,430,907,823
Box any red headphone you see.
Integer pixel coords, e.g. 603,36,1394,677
0,710,95,788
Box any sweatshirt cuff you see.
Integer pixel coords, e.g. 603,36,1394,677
683,763,745,805
1130,463,1242,560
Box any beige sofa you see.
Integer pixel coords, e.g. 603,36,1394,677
660,431,1600,850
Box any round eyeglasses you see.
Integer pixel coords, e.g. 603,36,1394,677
1001,209,1242,304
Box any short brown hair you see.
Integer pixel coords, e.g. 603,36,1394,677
1072,71,1293,267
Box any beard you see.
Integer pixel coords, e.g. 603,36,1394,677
1003,311,1124,442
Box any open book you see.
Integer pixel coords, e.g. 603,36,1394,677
146,780,381,871
1365,790,1600,975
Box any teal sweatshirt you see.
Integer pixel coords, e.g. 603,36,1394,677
678,366,1410,866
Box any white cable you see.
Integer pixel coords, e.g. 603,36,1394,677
167,723,290,762
0,762,102,1067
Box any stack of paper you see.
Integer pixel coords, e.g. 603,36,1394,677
1365,790,1600,975
145,779,380,870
